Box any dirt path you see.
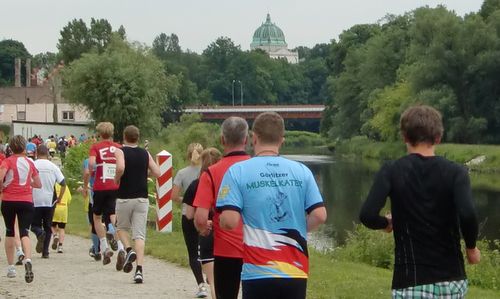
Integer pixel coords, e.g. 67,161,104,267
0,226,199,298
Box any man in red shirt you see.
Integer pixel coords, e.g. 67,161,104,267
87,122,121,265
194,116,250,299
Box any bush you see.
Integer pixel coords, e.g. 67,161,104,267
333,224,394,269
63,143,90,190
466,239,500,290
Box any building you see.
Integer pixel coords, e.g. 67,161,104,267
250,14,299,64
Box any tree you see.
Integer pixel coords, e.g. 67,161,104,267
58,18,125,64
152,33,181,59
62,38,179,138
0,39,31,86
480,0,500,19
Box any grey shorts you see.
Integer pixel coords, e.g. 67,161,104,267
116,197,149,240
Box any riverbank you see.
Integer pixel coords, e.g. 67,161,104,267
67,195,500,299
335,136,500,191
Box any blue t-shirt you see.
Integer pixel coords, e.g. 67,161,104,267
83,159,96,202
216,156,324,281
26,142,36,153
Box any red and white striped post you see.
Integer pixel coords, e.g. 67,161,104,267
155,150,173,232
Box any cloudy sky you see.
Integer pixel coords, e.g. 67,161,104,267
1,0,484,55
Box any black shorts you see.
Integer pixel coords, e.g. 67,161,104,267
242,278,307,299
1,201,34,237
92,190,117,216
52,222,66,229
198,230,214,264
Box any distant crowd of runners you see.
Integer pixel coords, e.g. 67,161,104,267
0,106,481,299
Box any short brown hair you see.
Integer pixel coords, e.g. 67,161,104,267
252,112,284,145
37,144,49,157
123,125,140,143
400,105,443,146
9,135,27,154
96,122,114,139
201,147,222,172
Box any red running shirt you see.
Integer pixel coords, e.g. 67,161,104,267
193,152,250,258
1,155,39,202
89,140,121,191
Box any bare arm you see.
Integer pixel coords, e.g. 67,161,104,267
88,156,96,174
82,166,90,198
114,148,125,185
57,180,67,203
185,205,196,220
0,167,6,192
171,184,182,204
220,210,241,231
31,174,42,189
194,207,210,236
148,153,160,178
307,206,327,232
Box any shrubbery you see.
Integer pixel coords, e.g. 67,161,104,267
63,143,90,190
332,224,500,290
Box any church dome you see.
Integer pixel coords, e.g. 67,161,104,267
251,14,287,49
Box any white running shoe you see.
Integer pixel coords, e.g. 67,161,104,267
196,283,208,298
7,265,16,278
16,249,25,265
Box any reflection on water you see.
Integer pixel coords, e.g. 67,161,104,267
285,155,500,248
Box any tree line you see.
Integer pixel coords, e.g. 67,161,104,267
1,0,500,143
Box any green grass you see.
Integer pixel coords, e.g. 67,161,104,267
67,194,500,298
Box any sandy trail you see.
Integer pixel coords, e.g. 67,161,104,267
0,225,200,299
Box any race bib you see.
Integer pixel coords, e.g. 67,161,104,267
102,163,116,180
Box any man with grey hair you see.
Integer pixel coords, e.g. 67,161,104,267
194,116,250,299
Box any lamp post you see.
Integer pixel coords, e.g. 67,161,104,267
232,80,236,106
239,81,243,106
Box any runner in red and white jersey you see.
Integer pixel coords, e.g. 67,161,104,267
88,122,122,265
0,135,41,283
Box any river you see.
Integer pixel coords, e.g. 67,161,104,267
285,154,500,249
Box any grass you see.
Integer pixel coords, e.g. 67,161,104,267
67,194,500,299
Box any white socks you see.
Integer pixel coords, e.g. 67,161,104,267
100,238,109,253
117,240,124,252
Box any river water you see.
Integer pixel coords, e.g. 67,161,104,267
285,154,500,249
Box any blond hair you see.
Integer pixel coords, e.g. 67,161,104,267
96,122,114,139
200,147,222,172
187,143,203,165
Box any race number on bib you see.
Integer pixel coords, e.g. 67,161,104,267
102,163,116,180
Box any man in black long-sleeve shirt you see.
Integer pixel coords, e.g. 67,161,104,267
359,105,480,298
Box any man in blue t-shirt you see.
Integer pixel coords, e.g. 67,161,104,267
217,112,327,299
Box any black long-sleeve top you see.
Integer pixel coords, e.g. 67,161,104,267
359,153,478,289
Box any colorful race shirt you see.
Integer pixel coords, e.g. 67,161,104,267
216,156,324,281
89,140,121,191
1,155,39,202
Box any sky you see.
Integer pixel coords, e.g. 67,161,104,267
0,0,485,55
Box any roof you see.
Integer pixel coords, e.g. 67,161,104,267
250,14,287,49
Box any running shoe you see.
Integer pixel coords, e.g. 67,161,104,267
134,269,143,284
102,248,114,265
123,250,137,273
24,261,34,283
116,250,125,271
36,231,46,253
94,252,102,262
52,235,59,250
89,246,95,258
107,232,118,251
7,265,16,278
57,245,63,253
196,283,208,298
16,250,25,265
41,253,49,259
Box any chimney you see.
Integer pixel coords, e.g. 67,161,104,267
14,58,21,87
25,58,31,87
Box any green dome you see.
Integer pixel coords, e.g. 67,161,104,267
251,14,287,49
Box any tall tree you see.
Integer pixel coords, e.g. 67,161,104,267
62,38,179,138
0,39,31,86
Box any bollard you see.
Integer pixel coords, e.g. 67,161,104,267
155,150,173,232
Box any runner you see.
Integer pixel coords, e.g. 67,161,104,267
216,112,327,299
172,143,206,297
0,135,42,283
82,158,101,261
114,125,160,283
31,145,66,258
51,183,72,253
88,122,121,265
359,105,480,298
194,116,251,299
184,147,222,299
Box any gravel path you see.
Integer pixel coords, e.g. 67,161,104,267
0,227,200,299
